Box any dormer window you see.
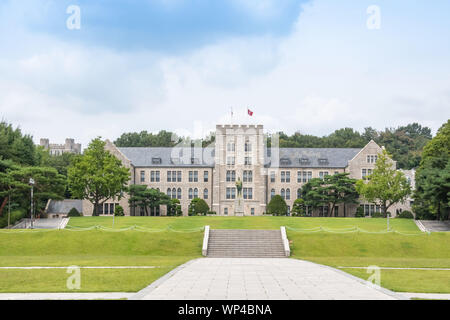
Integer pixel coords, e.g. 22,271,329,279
300,158,310,165
318,158,328,165
152,157,162,165
280,158,291,165
191,158,200,165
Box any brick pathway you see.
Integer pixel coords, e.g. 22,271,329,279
131,258,404,300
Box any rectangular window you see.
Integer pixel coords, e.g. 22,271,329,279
104,203,109,215
362,169,367,179
251,208,255,216
156,171,160,182
194,171,198,182
140,171,145,183
224,208,228,215
281,171,286,183
248,188,253,200
227,156,235,166
270,172,275,183
204,171,209,182
248,171,253,182
189,171,193,182
243,188,248,200
286,171,290,183
177,171,182,182
151,171,155,182
231,188,236,199
226,188,231,200
245,157,252,165
334,206,339,217
167,171,172,182
297,171,301,183
307,172,312,182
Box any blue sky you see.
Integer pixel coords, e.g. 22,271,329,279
0,0,449,146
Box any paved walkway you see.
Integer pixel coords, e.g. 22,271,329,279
131,258,404,300
420,220,450,232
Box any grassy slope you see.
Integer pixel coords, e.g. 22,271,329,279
0,217,449,293
67,216,420,232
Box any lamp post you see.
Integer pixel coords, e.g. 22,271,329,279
29,178,35,229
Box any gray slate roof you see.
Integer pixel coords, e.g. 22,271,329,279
118,147,360,168
273,148,361,168
119,147,216,167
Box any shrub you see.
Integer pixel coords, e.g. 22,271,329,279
267,195,288,216
207,211,217,215
188,198,210,216
372,211,383,218
354,206,364,218
292,198,306,217
0,209,26,228
115,205,125,216
67,207,82,217
398,210,414,219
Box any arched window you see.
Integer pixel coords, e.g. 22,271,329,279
297,188,302,199
172,188,177,199
243,171,248,182
286,188,291,200
204,188,208,199
189,188,193,199
194,188,198,198
271,189,275,199
281,188,285,199
177,188,182,200
167,188,172,198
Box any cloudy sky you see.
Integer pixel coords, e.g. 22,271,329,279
1,0,449,147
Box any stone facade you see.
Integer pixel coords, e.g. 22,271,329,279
82,124,413,218
40,138,81,155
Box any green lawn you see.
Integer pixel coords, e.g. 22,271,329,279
0,216,449,294
342,269,450,293
66,216,420,232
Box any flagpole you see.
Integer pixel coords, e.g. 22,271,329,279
230,107,233,125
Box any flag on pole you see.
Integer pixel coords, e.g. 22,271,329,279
247,108,254,116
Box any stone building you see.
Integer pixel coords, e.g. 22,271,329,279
40,138,82,155
84,124,412,217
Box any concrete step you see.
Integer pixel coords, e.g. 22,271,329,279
206,229,286,258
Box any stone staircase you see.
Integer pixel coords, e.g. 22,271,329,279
206,229,287,258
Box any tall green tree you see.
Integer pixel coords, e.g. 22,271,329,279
0,121,36,166
302,178,329,212
128,185,169,216
68,138,130,216
9,166,66,217
414,120,450,220
323,173,359,217
356,149,411,216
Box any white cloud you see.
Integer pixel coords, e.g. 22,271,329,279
1,0,449,149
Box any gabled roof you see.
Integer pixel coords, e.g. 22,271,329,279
118,146,360,168
269,148,361,168
118,147,215,167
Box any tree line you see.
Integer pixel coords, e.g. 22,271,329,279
114,123,432,170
